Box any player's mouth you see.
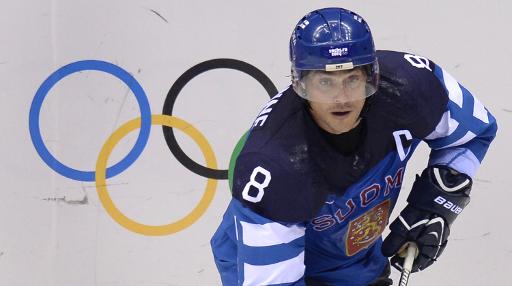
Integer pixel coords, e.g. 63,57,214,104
331,111,350,117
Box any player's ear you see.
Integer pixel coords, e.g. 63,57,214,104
300,81,307,90
293,78,308,99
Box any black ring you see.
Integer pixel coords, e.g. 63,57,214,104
162,58,278,180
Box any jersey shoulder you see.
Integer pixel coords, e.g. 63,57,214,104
246,87,304,147
232,149,328,223
232,90,328,222
373,50,449,138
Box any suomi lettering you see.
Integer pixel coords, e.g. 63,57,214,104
312,167,404,231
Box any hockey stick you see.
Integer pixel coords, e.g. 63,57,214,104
399,242,418,286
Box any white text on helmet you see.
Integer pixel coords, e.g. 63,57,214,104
298,20,309,29
329,48,348,57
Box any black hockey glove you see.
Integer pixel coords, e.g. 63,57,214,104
381,165,472,272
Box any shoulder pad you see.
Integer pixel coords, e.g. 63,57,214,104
375,50,449,138
232,151,327,223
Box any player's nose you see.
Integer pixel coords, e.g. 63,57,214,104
332,88,350,103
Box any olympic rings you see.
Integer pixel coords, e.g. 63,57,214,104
96,115,218,236
29,59,277,235
29,60,152,181
162,58,278,180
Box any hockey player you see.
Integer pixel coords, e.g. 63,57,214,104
211,7,497,286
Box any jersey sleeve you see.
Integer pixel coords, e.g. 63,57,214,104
211,198,307,286
229,199,307,286
423,64,497,177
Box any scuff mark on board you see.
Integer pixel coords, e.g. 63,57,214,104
453,232,491,241
474,178,492,183
111,85,131,132
42,194,89,205
149,9,169,23
80,182,128,190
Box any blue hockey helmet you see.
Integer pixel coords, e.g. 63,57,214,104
290,8,379,103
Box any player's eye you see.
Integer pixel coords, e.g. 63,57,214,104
345,75,363,89
318,77,332,86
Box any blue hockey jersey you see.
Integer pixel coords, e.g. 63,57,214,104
211,51,497,286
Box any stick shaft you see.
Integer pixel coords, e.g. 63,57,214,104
399,243,417,286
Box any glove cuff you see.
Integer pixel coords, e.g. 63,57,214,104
407,165,472,224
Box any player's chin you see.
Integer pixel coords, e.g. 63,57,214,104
330,113,360,131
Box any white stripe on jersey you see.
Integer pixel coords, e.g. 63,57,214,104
441,67,489,125
442,69,464,108
473,96,490,124
425,110,459,140
240,221,305,247
243,251,305,286
441,131,477,149
234,216,239,240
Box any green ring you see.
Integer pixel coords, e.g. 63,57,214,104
228,131,250,192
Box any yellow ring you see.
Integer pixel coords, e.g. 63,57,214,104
95,114,218,236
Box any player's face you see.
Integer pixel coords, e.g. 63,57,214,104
306,69,367,134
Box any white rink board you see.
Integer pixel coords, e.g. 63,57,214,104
0,1,510,285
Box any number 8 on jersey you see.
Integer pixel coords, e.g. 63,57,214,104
242,166,272,203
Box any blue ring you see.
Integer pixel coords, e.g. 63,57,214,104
29,60,152,182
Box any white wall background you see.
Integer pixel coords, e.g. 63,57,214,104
0,1,510,285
